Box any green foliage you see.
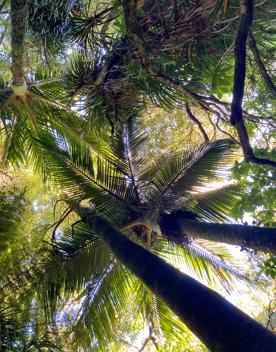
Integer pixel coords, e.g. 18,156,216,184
0,185,26,252
0,0,275,350
260,256,276,279
231,157,276,226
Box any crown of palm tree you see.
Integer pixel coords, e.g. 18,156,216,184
33,115,250,350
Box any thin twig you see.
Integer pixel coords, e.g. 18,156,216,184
185,103,209,142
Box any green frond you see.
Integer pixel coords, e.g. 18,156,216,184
156,298,206,349
36,137,135,224
144,139,237,210
70,5,117,50
29,0,79,38
62,53,95,98
187,184,243,223
127,280,206,349
30,80,68,102
152,239,249,292
110,116,149,204
0,85,126,174
39,223,113,326
74,261,134,350
1,114,29,166
194,239,247,273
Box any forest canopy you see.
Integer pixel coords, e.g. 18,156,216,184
0,0,275,351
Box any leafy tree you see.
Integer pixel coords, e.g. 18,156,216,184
34,114,275,350
0,0,275,350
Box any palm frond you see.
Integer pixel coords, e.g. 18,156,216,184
156,297,206,349
110,116,149,204
74,261,134,350
187,184,243,223
152,238,249,292
62,53,95,98
144,139,237,210
29,0,79,38
36,137,135,225
70,5,117,50
130,279,206,349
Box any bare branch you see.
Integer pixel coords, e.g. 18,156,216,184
185,104,209,142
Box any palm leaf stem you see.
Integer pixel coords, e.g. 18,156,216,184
124,127,141,204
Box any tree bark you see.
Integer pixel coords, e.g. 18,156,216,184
10,0,28,85
178,219,276,254
230,0,276,168
248,31,276,97
75,205,276,352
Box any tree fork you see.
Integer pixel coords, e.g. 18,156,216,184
74,205,276,351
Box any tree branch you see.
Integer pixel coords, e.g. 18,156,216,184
248,30,276,96
0,0,7,13
184,104,209,142
230,0,276,168
121,0,209,109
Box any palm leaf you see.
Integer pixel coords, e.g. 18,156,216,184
144,139,237,210
36,137,136,225
187,184,243,223
152,238,249,292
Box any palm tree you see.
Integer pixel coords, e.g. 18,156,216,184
0,0,93,168
71,206,276,351
1,1,275,349
35,116,276,350
40,116,276,254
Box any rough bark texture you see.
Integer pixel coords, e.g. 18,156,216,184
76,205,276,352
230,0,276,167
179,219,276,254
11,0,28,85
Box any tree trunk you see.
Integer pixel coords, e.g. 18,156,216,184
76,205,276,352
11,0,28,86
178,219,276,254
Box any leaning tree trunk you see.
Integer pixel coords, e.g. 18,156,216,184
76,205,276,352
178,219,276,254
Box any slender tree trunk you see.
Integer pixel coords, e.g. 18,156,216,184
178,219,276,254
10,0,28,87
248,31,276,97
75,205,276,352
